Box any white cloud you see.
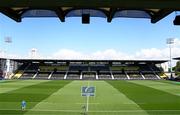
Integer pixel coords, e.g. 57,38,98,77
134,48,171,60
0,47,179,60
50,47,174,60
0,50,21,59
0,50,5,58
91,49,133,60
49,39,180,61
132,38,180,60
50,49,133,60
174,38,180,47
1,38,180,67
52,49,87,59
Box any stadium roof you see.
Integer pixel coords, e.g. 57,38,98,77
11,59,167,64
0,0,178,23
173,57,180,60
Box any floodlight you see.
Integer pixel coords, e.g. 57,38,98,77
166,38,174,79
166,38,174,44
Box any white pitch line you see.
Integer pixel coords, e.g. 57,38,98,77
86,81,90,112
76,103,100,105
1,109,180,113
86,95,89,112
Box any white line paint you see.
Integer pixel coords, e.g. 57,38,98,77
86,81,90,112
76,103,100,105
1,109,180,113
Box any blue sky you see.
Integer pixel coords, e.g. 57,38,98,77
0,12,180,60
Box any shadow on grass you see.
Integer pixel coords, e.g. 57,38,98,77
0,80,71,114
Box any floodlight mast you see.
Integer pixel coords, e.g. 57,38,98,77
4,37,12,79
4,36,12,58
166,38,174,79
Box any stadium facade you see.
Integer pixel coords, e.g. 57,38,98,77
0,58,167,80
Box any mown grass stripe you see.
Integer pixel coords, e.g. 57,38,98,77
156,80,180,86
0,80,19,83
0,80,71,115
0,80,47,94
27,80,86,114
107,80,180,115
129,80,180,97
89,81,148,115
29,81,147,115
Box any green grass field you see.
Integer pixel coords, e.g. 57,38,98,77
0,80,180,115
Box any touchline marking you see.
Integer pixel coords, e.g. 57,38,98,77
1,109,180,113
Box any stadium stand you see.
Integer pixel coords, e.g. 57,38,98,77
9,59,166,80
51,72,66,80
35,72,50,79
20,72,35,79
82,72,97,80
98,72,112,79
66,71,80,80
39,65,68,72
111,66,127,79
113,73,128,80
139,64,160,79
90,65,110,71
16,63,38,79
66,65,82,79
13,71,24,79
127,71,143,80
0,70,3,80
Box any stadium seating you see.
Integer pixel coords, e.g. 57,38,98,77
0,70,3,79
18,63,29,70
12,60,164,80
111,66,127,79
98,72,112,79
90,65,110,71
25,64,39,72
82,72,96,80
69,65,88,71
126,71,144,80
13,71,24,79
113,71,128,80
51,72,66,80
39,65,68,72
139,65,160,79
114,74,128,80
0,76,3,80
66,71,80,80
143,73,159,79
35,72,50,79
20,72,35,79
